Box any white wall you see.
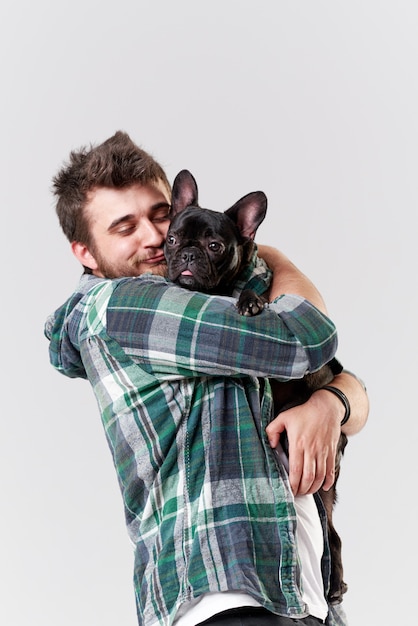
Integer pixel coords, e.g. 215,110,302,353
1,2,416,624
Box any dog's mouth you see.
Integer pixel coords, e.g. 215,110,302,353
169,265,195,281
176,272,202,290
169,262,210,290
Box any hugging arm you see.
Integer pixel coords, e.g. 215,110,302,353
103,277,337,381
258,244,327,313
258,245,369,495
266,371,368,495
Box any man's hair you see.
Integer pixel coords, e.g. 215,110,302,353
52,131,171,245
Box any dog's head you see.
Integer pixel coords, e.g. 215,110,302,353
164,170,267,294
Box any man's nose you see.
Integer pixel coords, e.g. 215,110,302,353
142,219,166,246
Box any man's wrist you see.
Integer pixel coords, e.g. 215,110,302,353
320,385,351,426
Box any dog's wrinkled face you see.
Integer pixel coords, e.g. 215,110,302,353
164,170,267,294
165,206,246,292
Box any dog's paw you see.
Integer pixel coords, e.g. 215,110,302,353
236,289,266,316
328,580,348,605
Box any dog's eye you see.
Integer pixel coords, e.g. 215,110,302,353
208,242,221,252
166,235,176,245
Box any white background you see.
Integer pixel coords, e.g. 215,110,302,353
1,2,416,625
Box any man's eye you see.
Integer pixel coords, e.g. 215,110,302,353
152,210,171,223
167,235,176,245
117,225,136,236
208,242,221,252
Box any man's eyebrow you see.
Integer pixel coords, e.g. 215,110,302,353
152,201,171,211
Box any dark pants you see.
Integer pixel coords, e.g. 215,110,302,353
197,607,324,625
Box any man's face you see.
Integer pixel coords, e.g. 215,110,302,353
78,181,171,278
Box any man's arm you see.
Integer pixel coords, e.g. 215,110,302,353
100,277,338,381
258,244,327,313
266,370,369,496
258,245,369,494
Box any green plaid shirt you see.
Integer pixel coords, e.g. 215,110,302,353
45,257,345,626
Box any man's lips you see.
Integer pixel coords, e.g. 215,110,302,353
144,254,166,265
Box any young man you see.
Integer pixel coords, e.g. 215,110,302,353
45,131,368,626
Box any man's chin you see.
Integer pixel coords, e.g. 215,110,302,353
96,261,167,279
143,262,168,278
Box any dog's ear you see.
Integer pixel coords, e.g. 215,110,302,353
225,191,267,239
171,170,199,216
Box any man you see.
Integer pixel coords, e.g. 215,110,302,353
45,131,368,626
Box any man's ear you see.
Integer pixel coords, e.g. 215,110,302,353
71,241,99,272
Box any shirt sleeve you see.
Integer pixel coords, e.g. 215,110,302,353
100,276,338,382
230,247,272,298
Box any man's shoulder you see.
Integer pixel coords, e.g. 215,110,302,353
79,272,169,295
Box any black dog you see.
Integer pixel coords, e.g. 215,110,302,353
165,169,348,604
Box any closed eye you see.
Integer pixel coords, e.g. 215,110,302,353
113,222,137,236
152,206,171,223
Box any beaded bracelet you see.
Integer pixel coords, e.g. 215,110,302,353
321,385,351,426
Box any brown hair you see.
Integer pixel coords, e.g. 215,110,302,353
52,130,171,245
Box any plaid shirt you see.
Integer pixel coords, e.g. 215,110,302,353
45,255,345,626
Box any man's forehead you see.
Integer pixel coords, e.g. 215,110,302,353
85,182,170,219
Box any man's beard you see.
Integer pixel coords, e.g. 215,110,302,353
93,249,168,279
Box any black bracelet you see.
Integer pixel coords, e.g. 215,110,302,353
321,385,351,426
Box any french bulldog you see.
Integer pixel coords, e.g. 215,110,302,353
165,169,348,604
165,169,267,295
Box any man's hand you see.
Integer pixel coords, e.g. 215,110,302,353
265,389,344,496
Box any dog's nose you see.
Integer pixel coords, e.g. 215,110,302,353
182,250,196,263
